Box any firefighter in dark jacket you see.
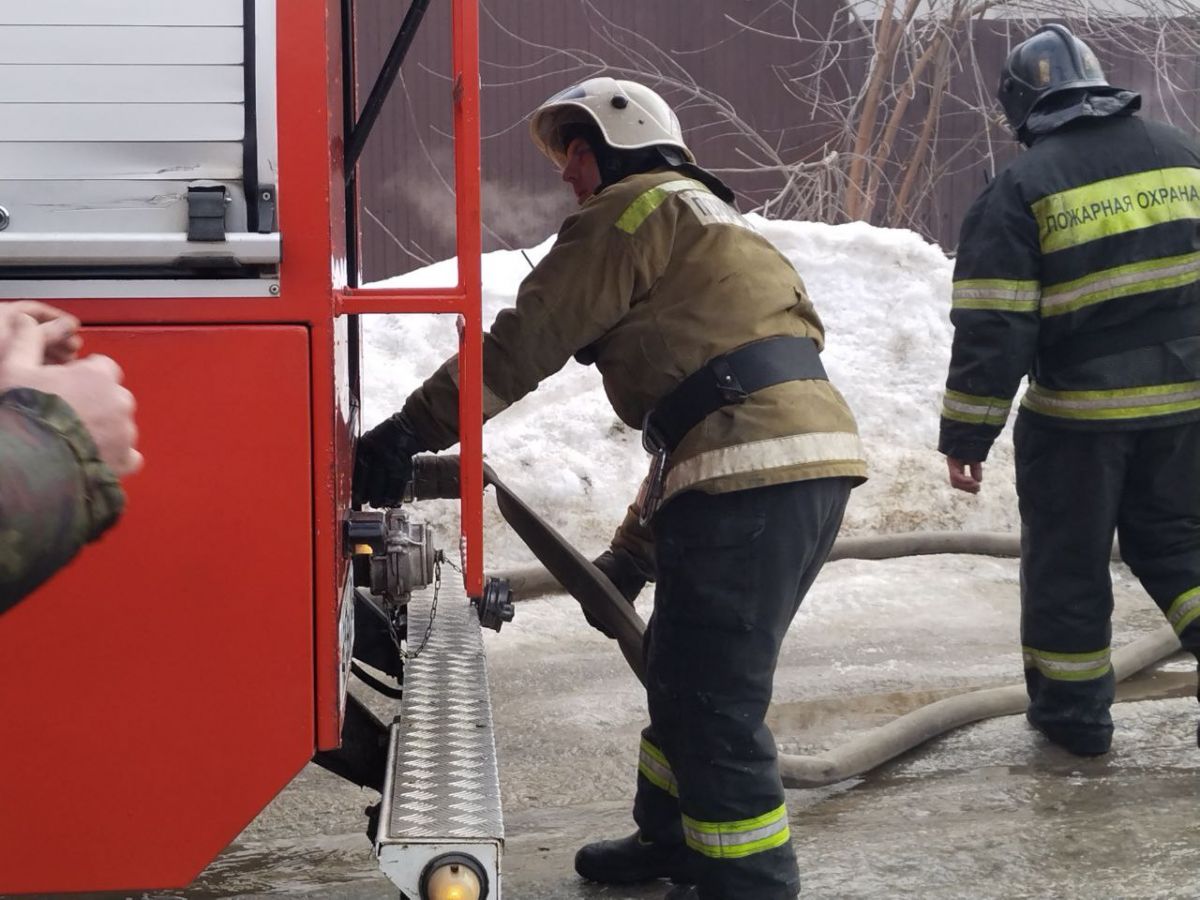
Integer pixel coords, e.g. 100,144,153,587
355,78,866,900
940,25,1200,756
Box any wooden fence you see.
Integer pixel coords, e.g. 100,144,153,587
353,1,1200,281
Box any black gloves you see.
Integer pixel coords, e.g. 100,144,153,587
584,547,653,638
353,411,424,507
593,547,650,602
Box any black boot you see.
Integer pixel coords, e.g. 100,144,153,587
1026,710,1111,756
574,831,696,884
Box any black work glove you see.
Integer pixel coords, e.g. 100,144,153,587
584,547,652,638
353,411,424,507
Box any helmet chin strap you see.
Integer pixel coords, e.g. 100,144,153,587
557,120,736,205
595,146,666,191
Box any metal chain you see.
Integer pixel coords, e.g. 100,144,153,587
398,552,441,660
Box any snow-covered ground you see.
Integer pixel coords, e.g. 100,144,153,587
362,216,1019,577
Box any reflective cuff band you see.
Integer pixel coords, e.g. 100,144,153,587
941,389,1012,427
1167,587,1200,636
952,279,1041,312
638,738,678,798
1041,251,1200,317
682,803,790,860
1022,646,1112,682
448,357,511,419
1022,380,1200,422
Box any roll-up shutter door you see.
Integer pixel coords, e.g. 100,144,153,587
0,0,279,294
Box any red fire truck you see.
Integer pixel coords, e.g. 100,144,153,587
0,2,504,898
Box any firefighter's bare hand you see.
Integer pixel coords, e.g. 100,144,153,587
946,456,983,494
0,315,142,478
0,302,82,364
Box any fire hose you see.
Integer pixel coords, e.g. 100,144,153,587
411,455,1183,788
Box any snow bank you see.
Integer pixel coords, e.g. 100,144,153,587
362,218,1020,570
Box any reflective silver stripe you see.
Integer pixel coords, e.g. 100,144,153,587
1022,381,1200,421
681,804,790,860
638,738,678,797
663,431,864,498
1022,646,1112,681
1167,587,1200,635
941,390,1011,427
952,279,1041,312
1040,251,1200,317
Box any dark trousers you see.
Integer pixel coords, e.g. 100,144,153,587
1015,414,1200,740
634,477,852,900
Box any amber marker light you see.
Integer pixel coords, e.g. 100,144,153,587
424,860,482,900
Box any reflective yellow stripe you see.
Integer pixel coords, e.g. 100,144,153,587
1022,646,1112,682
1033,167,1200,254
638,738,678,798
952,278,1041,312
941,389,1011,427
1167,587,1200,635
1022,380,1200,421
681,803,790,860
1041,251,1200,317
616,179,706,234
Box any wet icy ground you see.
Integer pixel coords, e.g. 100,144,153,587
49,552,1200,900
34,220,1200,900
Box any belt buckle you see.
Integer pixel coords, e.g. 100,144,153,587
711,355,749,405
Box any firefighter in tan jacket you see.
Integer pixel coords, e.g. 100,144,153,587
354,78,866,900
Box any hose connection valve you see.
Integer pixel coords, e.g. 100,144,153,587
345,509,437,602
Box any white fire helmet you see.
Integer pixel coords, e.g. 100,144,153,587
529,77,694,168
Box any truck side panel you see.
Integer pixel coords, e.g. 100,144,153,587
0,326,316,893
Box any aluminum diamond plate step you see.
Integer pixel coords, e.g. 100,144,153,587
376,578,503,897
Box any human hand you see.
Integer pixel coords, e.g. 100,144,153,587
583,548,649,638
0,313,142,477
0,302,82,364
592,547,648,603
353,412,423,507
946,456,983,494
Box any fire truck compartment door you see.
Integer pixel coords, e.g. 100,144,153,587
0,325,315,894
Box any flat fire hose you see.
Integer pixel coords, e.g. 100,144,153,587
411,455,1182,788
410,455,647,683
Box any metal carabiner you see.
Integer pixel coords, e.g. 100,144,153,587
636,412,669,526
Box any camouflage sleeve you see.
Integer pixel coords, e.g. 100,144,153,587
0,388,125,614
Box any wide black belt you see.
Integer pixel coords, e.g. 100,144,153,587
643,335,827,455
1038,303,1200,377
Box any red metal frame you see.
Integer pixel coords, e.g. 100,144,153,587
0,0,484,892
339,0,484,599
